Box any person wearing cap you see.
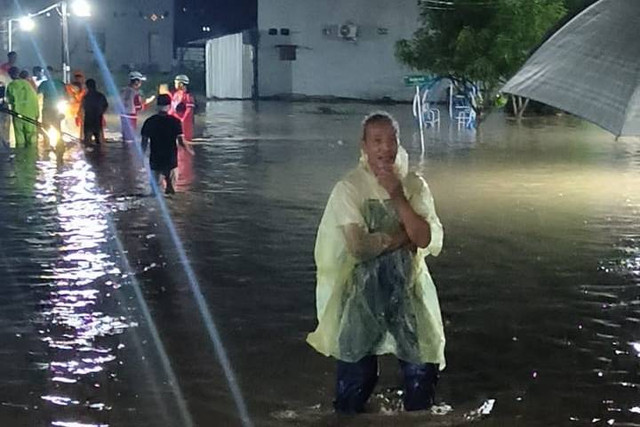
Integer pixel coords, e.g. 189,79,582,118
141,94,194,195
80,79,108,146
169,74,196,142
120,71,155,143
5,66,39,146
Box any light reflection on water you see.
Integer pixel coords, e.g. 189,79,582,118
35,152,135,424
0,140,188,426
51,422,108,427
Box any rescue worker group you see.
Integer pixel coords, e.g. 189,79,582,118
0,51,196,194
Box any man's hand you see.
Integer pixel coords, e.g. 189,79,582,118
386,228,414,252
179,137,195,156
144,95,156,105
373,162,403,199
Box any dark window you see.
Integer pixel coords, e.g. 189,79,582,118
268,28,278,35
280,28,290,36
278,45,296,61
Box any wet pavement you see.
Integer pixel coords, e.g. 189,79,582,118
1,101,640,426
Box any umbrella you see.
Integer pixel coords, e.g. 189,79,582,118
501,0,640,138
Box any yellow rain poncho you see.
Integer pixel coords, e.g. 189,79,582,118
307,146,446,368
6,79,39,146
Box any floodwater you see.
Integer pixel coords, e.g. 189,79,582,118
1,101,640,427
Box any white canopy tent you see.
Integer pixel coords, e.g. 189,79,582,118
502,0,640,137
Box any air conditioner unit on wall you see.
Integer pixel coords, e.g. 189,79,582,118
338,23,358,41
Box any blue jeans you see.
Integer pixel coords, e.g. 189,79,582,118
334,355,438,414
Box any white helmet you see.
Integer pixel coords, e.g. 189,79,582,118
129,71,146,81
174,74,190,85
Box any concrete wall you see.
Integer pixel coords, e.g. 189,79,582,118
6,0,174,74
257,0,419,100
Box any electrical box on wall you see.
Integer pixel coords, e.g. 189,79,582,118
322,22,359,41
338,23,358,41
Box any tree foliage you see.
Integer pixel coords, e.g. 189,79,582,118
396,0,567,98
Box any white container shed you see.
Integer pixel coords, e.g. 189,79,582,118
205,33,254,99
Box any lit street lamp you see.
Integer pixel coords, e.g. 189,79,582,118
6,17,36,57
71,0,91,18
6,0,91,83
19,17,36,32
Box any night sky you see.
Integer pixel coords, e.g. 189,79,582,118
174,0,257,46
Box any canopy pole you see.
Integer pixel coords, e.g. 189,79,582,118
416,85,425,154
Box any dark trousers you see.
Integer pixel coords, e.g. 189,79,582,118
334,355,438,414
83,124,104,145
151,168,176,194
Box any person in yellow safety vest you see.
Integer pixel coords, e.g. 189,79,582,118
65,70,87,138
5,66,39,146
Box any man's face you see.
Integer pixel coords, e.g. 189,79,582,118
174,81,182,90
362,121,398,174
132,80,142,89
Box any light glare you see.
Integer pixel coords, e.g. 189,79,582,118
19,16,36,31
71,0,91,17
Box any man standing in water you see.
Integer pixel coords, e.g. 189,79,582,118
38,67,67,134
307,112,445,413
141,94,194,195
80,79,108,146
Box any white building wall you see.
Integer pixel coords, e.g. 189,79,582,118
10,0,174,74
258,0,419,100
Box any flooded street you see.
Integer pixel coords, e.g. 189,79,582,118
1,101,640,426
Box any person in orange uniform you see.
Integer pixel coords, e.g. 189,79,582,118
66,70,87,138
169,74,195,142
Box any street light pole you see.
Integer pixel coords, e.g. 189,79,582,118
8,19,12,52
61,1,70,83
6,0,89,83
